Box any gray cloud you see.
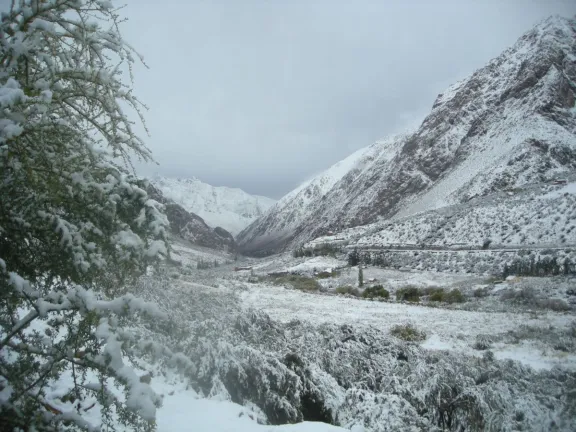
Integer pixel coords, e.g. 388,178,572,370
14,0,576,199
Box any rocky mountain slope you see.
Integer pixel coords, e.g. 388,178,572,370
150,176,275,236
146,184,236,252
306,177,576,251
238,16,576,256
235,138,403,255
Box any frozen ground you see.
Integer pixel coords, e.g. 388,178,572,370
230,254,576,372
156,374,347,432
169,238,236,268
37,245,574,431
161,250,576,375
239,283,575,371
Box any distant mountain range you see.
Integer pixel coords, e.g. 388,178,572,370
145,183,236,253
149,176,275,236
237,15,576,256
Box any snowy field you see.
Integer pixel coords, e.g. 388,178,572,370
35,245,576,431
165,248,576,430
236,254,576,373
154,378,347,432
239,283,575,371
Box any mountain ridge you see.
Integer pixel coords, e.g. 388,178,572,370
145,183,236,252
150,176,276,236
237,15,576,256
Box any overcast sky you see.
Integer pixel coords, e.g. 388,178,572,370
122,1,573,198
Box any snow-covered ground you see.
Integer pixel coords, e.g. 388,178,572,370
178,251,576,430
149,247,576,431
155,378,347,432
33,246,576,431
239,283,575,371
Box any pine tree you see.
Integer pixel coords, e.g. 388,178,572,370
358,264,364,287
348,248,360,266
0,2,170,430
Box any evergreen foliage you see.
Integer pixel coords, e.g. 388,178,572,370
395,286,421,303
0,2,170,429
503,256,575,277
347,248,360,266
362,285,389,299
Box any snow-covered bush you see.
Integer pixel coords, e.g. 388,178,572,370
389,323,427,341
395,286,421,302
0,1,169,429
132,275,576,431
335,286,360,296
362,285,389,299
267,274,321,291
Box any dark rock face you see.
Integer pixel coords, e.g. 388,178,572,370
238,16,576,256
146,184,236,252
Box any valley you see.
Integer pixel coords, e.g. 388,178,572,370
135,240,576,431
133,15,576,431
2,4,575,432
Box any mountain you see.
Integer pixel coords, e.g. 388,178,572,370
149,176,275,236
238,15,576,256
236,135,406,255
146,184,236,252
306,176,576,251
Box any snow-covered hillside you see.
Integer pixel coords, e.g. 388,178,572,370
238,15,576,255
150,176,275,235
236,135,405,255
306,177,576,250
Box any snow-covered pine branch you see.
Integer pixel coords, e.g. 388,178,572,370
0,1,171,430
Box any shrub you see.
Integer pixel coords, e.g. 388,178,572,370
537,298,571,312
363,285,390,299
336,286,360,296
501,287,536,303
473,287,490,298
313,243,340,257
316,270,341,279
445,289,465,304
429,288,445,302
425,288,465,303
396,286,421,302
270,274,321,291
482,350,495,362
473,335,493,350
390,323,427,341
500,287,571,311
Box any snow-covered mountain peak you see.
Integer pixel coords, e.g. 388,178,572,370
149,176,275,236
273,144,374,210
